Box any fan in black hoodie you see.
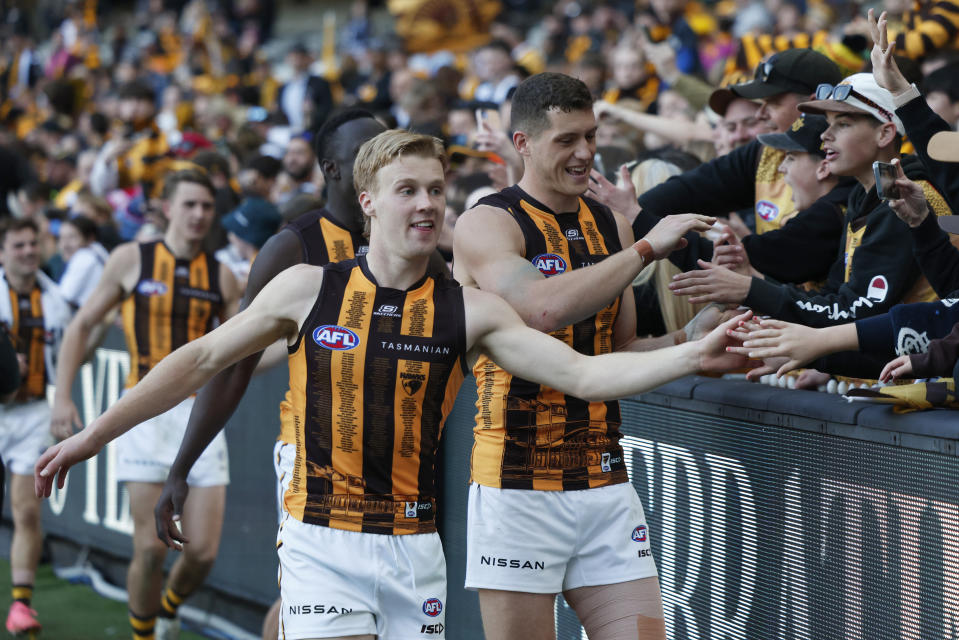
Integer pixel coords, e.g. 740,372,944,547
671,74,954,331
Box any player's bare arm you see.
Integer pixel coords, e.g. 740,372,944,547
50,242,141,440
36,263,323,498
155,229,305,548
464,287,750,401
454,203,715,332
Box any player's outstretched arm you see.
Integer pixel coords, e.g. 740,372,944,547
465,287,750,401
454,205,714,333
155,230,303,549
51,243,138,441
36,264,321,498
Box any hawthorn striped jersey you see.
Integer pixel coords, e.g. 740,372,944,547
284,256,466,534
470,186,628,491
285,207,369,266
5,281,45,401
278,209,368,447
121,240,224,388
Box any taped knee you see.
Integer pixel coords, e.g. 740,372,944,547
566,578,665,640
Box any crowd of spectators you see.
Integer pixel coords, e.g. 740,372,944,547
1,0,958,407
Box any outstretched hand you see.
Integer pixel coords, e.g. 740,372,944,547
668,259,751,305
644,214,717,259
724,317,821,377
886,158,929,227
155,476,191,551
34,430,101,498
587,166,641,221
712,227,752,276
50,399,84,441
880,354,914,382
697,309,752,373
867,9,911,95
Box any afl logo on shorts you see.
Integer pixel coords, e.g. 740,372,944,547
137,280,168,296
756,200,779,222
532,253,567,277
631,525,647,542
422,598,443,617
312,325,360,350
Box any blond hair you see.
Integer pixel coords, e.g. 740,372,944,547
353,129,447,197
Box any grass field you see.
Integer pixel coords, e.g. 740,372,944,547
0,559,208,639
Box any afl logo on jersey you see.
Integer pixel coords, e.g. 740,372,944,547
422,598,443,617
532,253,567,277
312,325,360,350
631,525,647,542
756,200,779,221
137,280,168,296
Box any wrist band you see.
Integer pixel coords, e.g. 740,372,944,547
633,239,654,267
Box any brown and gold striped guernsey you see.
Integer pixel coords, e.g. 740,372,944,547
285,256,467,534
278,209,369,447
121,240,223,388
470,185,626,491
285,207,369,266
5,280,46,401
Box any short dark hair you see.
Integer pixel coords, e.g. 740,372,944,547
0,218,39,246
192,150,232,178
117,81,156,104
479,39,512,56
510,72,594,137
62,215,99,242
161,168,215,201
244,154,283,179
923,62,959,102
314,108,377,162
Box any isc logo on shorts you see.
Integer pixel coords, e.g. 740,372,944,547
631,525,647,542
532,253,567,277
313,325,360,350
756,200,779,221
137,280,168,296
422,598,443,617
421,623,444,634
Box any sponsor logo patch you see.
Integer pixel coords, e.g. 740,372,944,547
375,304,401,317
312,325,360,350
421,623,445,634
137,280,168,296
532,253,567,277
565,228,583,241
631,525,648,542
866,275,888,302
601,452,612,472
423,598,443,617
756,200,779,221
287,604,353,615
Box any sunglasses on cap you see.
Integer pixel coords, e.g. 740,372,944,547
815,83,894,122
755,59,779,84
